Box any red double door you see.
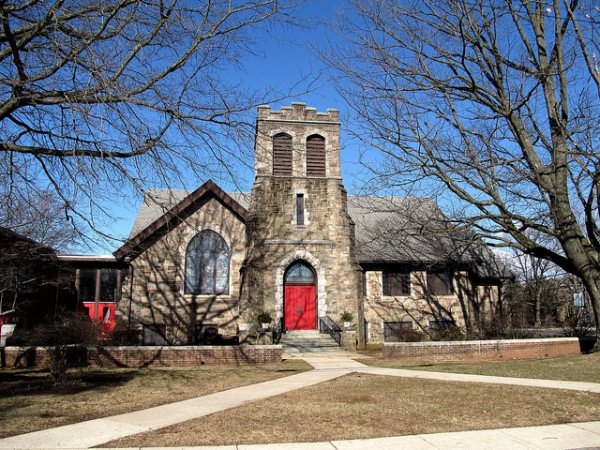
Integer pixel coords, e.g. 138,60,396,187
284,285,316,330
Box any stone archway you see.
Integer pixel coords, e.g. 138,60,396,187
283,260,317,330
275,250,327,324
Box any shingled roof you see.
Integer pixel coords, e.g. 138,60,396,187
123,186,510,279
115,180,250,259
128,189,250,239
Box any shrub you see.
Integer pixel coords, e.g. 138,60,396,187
564,305,595,338
105,317,140,346
390,327,426,342
340,311,354,322
257,311,272,324
7,312,101,381
430,324,465,341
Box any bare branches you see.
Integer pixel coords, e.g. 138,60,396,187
0,0,309,246
327,0,600,339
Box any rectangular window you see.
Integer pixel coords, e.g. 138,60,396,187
427,271,453,296
296,193,304,225
384,321,413,342
78,269,96,301
100,269,117,301
382,270,411,296
574,291,585,308
142,324,167,345
428,320,455,331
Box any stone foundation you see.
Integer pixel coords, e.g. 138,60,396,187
2,345,282,368
383,338,580,361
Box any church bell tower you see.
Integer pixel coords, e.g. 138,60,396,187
241,103,361,340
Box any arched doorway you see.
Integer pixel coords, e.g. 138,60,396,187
284,260,317,330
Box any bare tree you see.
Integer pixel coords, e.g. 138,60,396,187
0,188,82,251
506,248,563,327
0,0,308,244
326,0,600,345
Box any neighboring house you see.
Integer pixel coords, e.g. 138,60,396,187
0,227,75,336
111,103,510,346
0,228,129,340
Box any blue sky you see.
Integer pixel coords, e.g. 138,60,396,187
97,0,366,253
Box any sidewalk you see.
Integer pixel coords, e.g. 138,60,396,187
0,357,359,449
1,353,599,449
96,421,600,449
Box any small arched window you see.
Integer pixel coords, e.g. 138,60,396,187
185,230,229,295
285,260,315,284
273,133,293,175
306,134,325,176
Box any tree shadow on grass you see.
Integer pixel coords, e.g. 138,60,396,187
0,368,138,398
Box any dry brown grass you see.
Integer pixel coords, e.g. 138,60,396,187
358,352,600,383
104,373,600,447
0,360,311,439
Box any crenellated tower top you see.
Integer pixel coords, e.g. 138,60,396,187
254,103,341,178
257,102,340,123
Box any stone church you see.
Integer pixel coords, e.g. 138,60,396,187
111,103,508,347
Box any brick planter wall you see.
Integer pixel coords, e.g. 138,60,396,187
1,345,283,369
383,338,581,361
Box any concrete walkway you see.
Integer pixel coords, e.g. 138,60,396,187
1,353,600,449
98,421,600,449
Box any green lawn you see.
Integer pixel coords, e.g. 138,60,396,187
358,352,600,383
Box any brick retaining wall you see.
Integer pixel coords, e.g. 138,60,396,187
1,345,283,368
383,338,581,361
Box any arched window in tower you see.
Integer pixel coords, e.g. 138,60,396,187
272,133,293,175
185,230,229,295
306,134,326,176
285,260,316,284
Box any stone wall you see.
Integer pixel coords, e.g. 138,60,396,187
363,269,470,343
242,103,362,338
119,197,247,344
383,337,580,361
2,345,282,368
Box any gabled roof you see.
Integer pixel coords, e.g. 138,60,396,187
347,196,511,278
115,180,249,260
120,182,510,279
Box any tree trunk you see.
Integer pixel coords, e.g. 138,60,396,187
534,290,542,328
578,269,600,351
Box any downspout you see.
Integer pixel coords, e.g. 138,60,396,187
126,260,134,329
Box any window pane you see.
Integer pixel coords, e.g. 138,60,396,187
383,270,410,296
215,254,228,293
79,269,96,301
428,271,452,295
185,230,229,295
296,194,304,225
384,321,413,342
100,269,117,301
285,261,315,283
142,324,166,345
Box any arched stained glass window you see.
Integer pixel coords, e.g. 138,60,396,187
185,230,229,295
285,261,315,284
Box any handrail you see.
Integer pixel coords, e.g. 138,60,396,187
272,317,284,344
318,316,342,346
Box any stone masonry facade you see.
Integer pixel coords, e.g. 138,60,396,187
240,103,362,339
114,103,506,346
119,197,247,343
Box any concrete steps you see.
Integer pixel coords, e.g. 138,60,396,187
279,330,341,353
